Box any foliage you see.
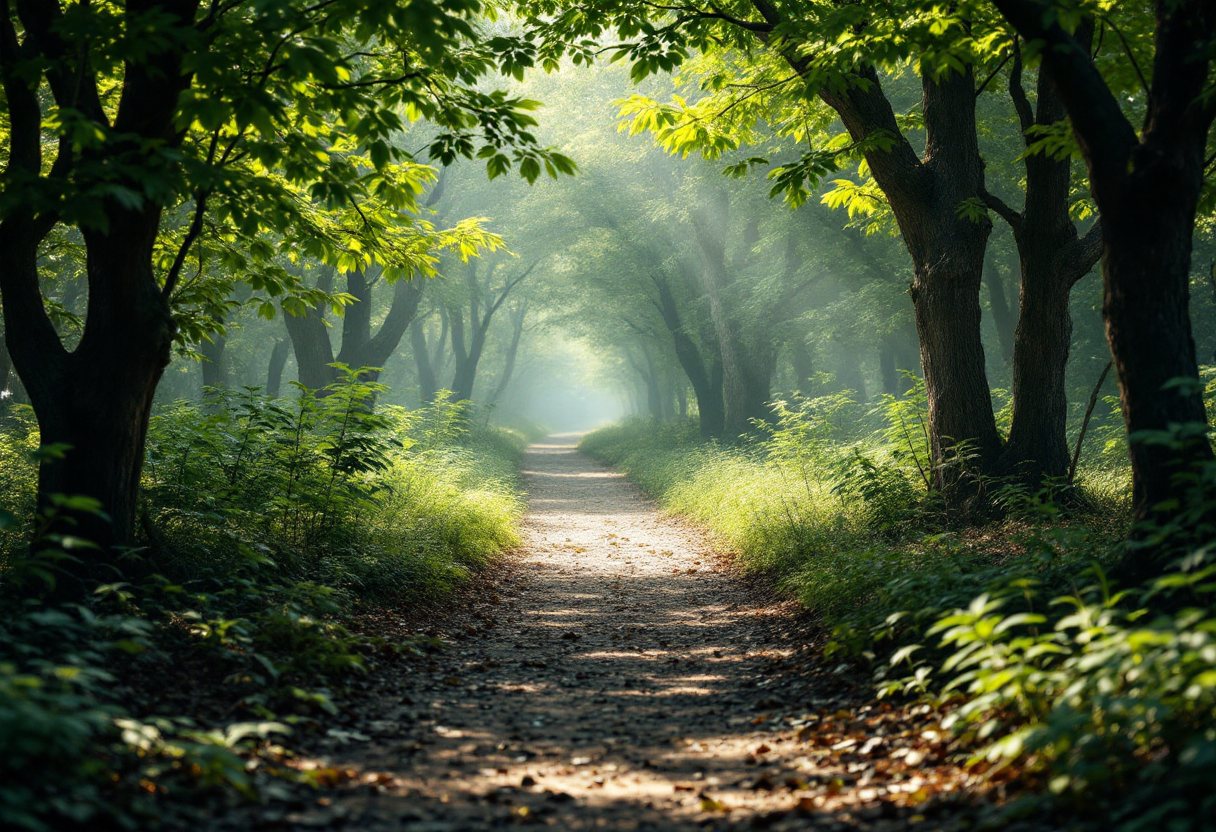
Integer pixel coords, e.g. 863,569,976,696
0,375,525,830
880,430,1216,827
583,410,1216,827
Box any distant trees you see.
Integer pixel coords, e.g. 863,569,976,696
521,0,1216,533
0,0,570,579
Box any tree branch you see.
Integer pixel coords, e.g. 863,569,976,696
991,0,1138,183
979,185,1023,237
1007,38,1034,138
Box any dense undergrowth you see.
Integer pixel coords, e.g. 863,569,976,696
581,387,1216,830
0,373,526,831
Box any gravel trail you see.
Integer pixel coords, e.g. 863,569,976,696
245,436,970,831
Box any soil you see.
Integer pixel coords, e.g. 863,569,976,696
208,436,997,831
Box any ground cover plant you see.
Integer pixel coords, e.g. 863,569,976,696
581,387,1213,828
0,380,525,831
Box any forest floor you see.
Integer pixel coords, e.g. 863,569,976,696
206,436,1024,832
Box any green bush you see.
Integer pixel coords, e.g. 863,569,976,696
584,404,1216,828
0,374,526,830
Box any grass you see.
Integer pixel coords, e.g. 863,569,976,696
581,410,1216,828
0,383,529,831
580,416,1128,634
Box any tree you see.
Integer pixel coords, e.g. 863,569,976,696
981,31,1104,483
283,266,428,390
524,0,1007,486
0,0,573,574
448,260,537,401
990,0,1216,528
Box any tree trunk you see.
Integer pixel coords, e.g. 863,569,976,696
449,263,532,402
283,269,338,390
991,37,1103,485
983,248,1016,364
285,268,424,393
653,273,722,437
411,317,439,403
995,0,1216,536
821,64,1003,487
1104,168,1212,523
199,331,227,391
266,339,290,397
741,345,778,425
3,207,176,563
336,271,425,383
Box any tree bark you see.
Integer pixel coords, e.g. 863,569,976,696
820,65,1002,486
283,268,338,390
266,338,290,397
0,206,176,562
984,34,1104,485
993,0,1216,528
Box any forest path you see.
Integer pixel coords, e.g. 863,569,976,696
247,436,960,832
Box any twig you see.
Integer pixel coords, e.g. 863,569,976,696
1068,360,1113,484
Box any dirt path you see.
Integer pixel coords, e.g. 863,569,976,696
239,436,973,831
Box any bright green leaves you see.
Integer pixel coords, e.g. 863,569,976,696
615,94,743,160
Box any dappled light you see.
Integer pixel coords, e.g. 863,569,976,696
1,0,1214,829
223,437,973,831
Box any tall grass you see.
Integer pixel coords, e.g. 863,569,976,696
0,378,527,831
582,394,1216,827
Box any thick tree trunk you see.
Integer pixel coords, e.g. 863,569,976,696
335,270,425,381
741,346,777,426
6,208,176,562
994,0,1216,537
911,260,1002,485
822,65,1002,486
1103,165,1212,524
1003,268,1073,482
266,339,290,397
285,268,424,393
284,269,338,390
994,41,1102,485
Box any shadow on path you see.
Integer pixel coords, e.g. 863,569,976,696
220,435,976,832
